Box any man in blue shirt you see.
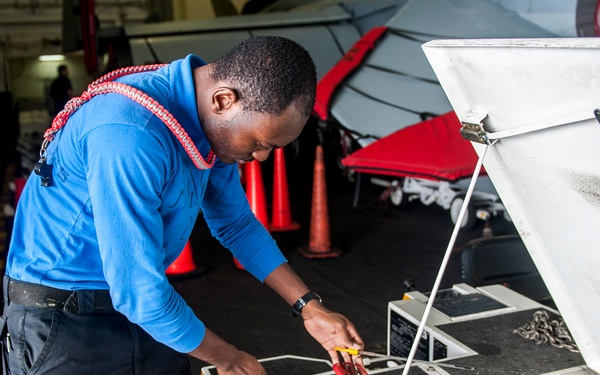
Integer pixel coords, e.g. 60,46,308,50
2,36,364,374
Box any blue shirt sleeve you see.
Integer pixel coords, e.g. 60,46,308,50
201,161,287,282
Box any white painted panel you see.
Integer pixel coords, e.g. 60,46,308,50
423,37,600,372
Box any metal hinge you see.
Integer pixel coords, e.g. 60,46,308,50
461,108,598,144
459,109,493,145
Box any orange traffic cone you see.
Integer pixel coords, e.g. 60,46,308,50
166,240,204,280
234,160,270,270
232,258,244,271
299,145,342,259
270,148,300,232
245,160,270,230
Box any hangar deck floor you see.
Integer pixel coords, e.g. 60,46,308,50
0,128,519,374
174,136,519,373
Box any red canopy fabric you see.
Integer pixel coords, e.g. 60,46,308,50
313,26,388,121
340,111,485,182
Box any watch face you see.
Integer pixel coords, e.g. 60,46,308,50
292,291,321,317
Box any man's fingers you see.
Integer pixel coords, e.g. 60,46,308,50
352,354,365,367
329,349,340,365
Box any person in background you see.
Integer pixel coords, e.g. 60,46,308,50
49,64,73,116
2,36,364,374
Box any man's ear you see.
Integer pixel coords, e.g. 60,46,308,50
211,87,238,114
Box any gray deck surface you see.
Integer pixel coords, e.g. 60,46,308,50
175,127,523,373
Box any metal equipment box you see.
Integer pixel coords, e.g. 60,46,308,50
388,284,590,374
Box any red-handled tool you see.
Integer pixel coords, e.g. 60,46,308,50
332,362,369,375
334,347,474,371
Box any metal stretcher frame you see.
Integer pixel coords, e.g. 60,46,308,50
339,112,507,229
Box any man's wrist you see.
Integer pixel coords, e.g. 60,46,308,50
291,291,322,317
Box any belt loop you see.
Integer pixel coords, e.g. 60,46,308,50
63,292,79,313
75,290,95,314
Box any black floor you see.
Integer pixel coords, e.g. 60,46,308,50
173,128,519,373
1,123,520,374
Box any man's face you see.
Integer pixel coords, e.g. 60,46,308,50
204,103,308,165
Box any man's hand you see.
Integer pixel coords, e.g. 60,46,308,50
189,329,267,375
301,301,365,367
215,351,266,375
263,263,366,367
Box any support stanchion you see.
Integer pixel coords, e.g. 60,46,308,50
299,145,342,258
270,147,300,232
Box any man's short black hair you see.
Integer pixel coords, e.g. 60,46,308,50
58,65,68,74
210,36,317,117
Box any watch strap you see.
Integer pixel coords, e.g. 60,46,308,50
292,291,322,317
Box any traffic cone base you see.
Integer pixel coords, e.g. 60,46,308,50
298,245,342,259
166,241,206,280
166,259,196,274
269,221,301,232
233,258,245,271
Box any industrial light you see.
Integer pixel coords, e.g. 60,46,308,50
38,54,65,61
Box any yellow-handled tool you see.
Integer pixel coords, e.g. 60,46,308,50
334,347,474,370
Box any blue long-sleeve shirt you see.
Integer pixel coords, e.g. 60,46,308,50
6,55,287,353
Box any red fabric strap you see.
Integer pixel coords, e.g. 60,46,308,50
313,26,388,121
44,65,215,170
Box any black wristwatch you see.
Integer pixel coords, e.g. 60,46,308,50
292,291,322,317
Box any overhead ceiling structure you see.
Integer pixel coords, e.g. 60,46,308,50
1,0,593,63
104,0,588,144
0,0,149,59
118,1,407,77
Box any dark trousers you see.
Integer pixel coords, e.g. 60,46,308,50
2,278,191,375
